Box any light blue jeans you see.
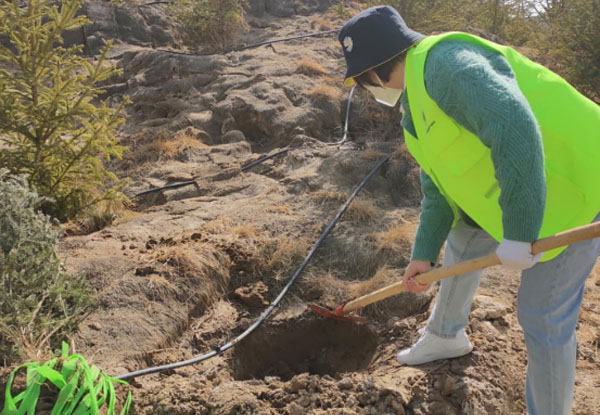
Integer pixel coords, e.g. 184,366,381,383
426,213,600,415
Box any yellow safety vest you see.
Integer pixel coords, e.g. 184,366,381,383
404,32,600,261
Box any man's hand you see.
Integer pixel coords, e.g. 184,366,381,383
496,239,542,270
403,260,433,293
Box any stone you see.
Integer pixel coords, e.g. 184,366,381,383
221,130,246,144
429,400,459,415
440,375,456,396
297,394,311,407
294,0,331,15
234,281,269,308
80,2,177,53
287,373,310,393
85,1,118,34
338,377,353,390
83,2,119,54
247,0,266,17
288,402,304,415
87,322,102,331
264,376,280,384
472,294,511,320
150,25,175,45
166,172,194,182
115,6,153,44
471,307,487,320
186,111,214,130
265,0,295,17
139,5,169,26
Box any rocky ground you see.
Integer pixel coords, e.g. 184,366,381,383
5,1,600,414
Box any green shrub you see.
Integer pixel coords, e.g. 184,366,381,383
171,0,248,52
0,170,96,364
533,0,600,101
0,0,129,221
331,2,352,20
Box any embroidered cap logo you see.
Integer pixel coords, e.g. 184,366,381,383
343,36,353,53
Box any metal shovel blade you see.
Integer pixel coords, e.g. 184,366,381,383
309,303,368,323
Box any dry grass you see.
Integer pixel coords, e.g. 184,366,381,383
112,208,144,225
300,266,402,317
347,265,398,299
264,203,292,214
296,59,328,76
347,265,403,317
152,242,232,306
63,198,130,236
309,17,335,31
156,243,229,279
577,321,597,349
306,85,342,102
300,271,349,304
144,274,178,301
263,236,311,274
313,190,346,204
312,190,380,223
392,142,417,164
0,324,56,363
125,128,208,166
180,220,317,295
139,138,174,159
143,132,206,160
233,224,257,239
201,216,232,234
348,87,404,141
368,223,417,254
191,220,279,287
360,148,386,161
321,76,341,86
145,274,175,290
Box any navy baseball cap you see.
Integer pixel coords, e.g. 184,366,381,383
339,6,425,87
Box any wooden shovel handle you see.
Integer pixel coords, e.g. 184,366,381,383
341,221,600,314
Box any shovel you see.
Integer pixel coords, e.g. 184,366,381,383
310,221,600,322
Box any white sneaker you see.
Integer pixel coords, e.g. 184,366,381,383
396,329,473,365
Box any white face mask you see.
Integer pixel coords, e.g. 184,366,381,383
363,73,403,107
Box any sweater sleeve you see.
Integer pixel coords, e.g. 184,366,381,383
401,93,454,264
411,169,455,263
423,40,546,242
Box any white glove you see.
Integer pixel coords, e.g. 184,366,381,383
496,239,543,270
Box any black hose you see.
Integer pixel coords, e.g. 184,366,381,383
240,148,289,172
131,148,290,199
139,1,174,6
230,30,339,53
156,29,340,57
132,180,196,198
114,154,390,380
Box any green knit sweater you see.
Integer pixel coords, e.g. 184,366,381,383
401,39,546,263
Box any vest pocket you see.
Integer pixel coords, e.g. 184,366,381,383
424,116,489,177
542,169,586,236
